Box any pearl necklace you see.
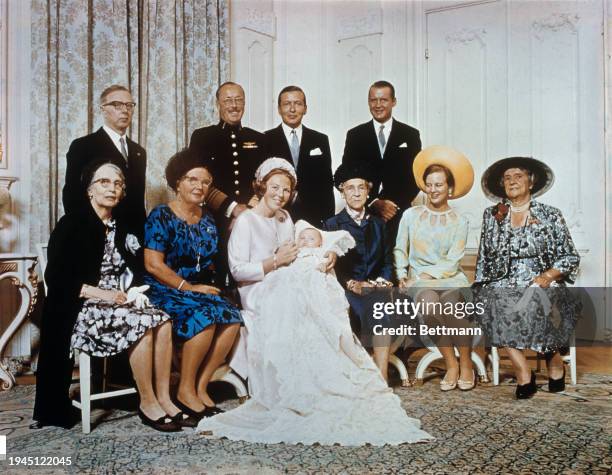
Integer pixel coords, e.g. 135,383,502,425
510,201,530,213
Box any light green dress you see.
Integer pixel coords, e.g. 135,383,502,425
394,206,469,289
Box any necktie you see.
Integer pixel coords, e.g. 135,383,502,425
290,129,299,168
120,137,128,161
378,124,386,157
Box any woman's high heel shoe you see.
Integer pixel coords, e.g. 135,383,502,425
548,367,566,393
204,405,225,415
458,370,476,391
174,398,209,420
170,411,200,428
137,408,182,432
440,375,458,391
515,371,537,399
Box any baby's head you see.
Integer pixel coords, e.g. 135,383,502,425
297,227,323,249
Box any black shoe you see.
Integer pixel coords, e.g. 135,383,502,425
137,409,182,432
516,371,537,399
548,367,566,393
170,411,199,428
204,405,225,416
174,398,208,419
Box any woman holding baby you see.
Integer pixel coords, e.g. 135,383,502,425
196,157,432,446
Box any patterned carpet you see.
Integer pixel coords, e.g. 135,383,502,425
1,372,611,474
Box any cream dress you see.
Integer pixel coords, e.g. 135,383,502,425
198,213,433,446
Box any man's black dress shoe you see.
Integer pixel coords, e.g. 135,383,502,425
137,409,182,432
516,371,537,399
548,367,566,393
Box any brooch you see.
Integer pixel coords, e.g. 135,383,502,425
242,142,258,149
493,202,509,224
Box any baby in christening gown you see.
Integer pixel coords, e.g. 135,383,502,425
197,221,433,446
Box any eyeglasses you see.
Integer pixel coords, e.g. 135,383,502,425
220,98,245,107
93,178,126,189
102,101,136,112
182,176,212,187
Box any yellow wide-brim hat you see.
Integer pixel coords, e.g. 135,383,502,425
413,145,474,199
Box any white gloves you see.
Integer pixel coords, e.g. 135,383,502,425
126,285,151,309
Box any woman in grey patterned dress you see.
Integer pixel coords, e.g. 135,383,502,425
474,157,580,399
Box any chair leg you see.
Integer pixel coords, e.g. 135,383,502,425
79,352,91,434
471,352,488,383
220,370,249,403
489,347,500,386
388,354,410,386
415,348,442,384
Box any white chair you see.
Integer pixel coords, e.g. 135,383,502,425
37,243,136,434
414,330,488,385
388,336,410,386
489,334,577,386
37,243,249,432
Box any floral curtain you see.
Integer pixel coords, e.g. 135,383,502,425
29,0,229,248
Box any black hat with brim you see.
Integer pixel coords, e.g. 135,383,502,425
333,162,377,190
481,156,554,201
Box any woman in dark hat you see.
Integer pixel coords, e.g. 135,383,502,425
144,149,242,420
33,160,181,432
323,162,396,383
474,157,580,399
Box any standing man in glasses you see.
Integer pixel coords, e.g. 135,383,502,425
62,84,146,236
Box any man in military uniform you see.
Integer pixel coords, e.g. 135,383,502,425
189,81,268,220
188,81,268,285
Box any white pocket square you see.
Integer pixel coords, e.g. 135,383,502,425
399,142,408,148
309,147,323,156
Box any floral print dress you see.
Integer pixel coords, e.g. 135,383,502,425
474,200,581,352
71,221,170,357
144,205,242,340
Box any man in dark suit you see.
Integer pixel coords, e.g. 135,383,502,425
189,81,268,221
341,80,421,242
62,84,146,236
265,86,335,226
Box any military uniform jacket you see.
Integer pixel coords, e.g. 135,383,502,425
189,121,268,215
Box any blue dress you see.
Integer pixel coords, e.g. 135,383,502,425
144,205,242,339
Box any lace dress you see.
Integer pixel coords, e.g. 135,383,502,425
198,216,433,446
71,222,170,357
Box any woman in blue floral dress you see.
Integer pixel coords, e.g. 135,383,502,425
145,150,242,419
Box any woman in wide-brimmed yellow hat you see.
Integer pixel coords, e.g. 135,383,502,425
394,145,476,391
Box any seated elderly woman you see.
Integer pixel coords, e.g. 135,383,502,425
394,146,476,391
144,150,242,419
323,162,396,382
474,156,580,399
33,161,182,432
